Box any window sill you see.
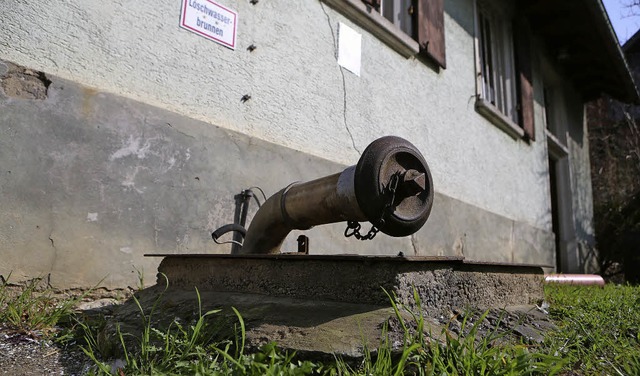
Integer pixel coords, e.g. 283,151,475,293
475,98,524,140
546,129,569,159
321,0,420,58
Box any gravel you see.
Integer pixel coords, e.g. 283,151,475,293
0,288,130,375
0,327,92,375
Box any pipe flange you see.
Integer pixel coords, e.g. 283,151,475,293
354,136,434,237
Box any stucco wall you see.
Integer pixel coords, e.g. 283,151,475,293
0,0,553,230
0,72,555,287
539,55,597,273
0,0,588,287
566,97,598,272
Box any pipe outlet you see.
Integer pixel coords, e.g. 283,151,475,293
240,136,434,254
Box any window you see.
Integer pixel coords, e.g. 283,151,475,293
543,87,569,158
477,4,517,123
474,0,534,140
322,0,446,68
368,0,446,68
380,0,414,37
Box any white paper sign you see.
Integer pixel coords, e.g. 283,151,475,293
337,23,362,76
180,0,238,49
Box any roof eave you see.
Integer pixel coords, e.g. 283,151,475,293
521,0,639,104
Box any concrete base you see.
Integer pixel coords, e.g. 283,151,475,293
114,286,402,360
103,255,549,360
152,254,545,313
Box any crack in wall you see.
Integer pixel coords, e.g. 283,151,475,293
48,230,58,280
410,234,420,255
319,2,361,155
166,122,197,140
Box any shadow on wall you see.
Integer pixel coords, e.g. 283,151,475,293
444,0,475,38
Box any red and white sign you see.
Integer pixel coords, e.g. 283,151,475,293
180,0,237,49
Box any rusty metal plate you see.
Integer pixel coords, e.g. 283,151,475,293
145,253,463,262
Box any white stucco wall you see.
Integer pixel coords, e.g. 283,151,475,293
538,52,597,272
0,0,553,231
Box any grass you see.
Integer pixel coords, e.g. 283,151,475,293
332,289,565,376
1,273,639,375
77,277,323,375
544,283,640,375
0,273,87,337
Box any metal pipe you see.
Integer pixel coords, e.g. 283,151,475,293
240,136,434,255
544,274,605,287
240,167,366,254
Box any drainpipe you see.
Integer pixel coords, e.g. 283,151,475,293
240,136,434,254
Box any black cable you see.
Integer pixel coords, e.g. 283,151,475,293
211,224,247,247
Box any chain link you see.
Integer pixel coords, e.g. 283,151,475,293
344,220,379,240
344,173,400,241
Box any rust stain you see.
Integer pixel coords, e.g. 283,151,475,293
81,87,98,118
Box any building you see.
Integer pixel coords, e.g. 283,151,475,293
0,0,636,288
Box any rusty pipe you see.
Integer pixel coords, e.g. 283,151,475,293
240,167,367,254
240,136,434,255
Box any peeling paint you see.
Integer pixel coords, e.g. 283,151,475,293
167,156,176,169
0,61,51,100
121,165,146,193
86,212,98,222
453,234,466,257
109,135,153,161
119,246,132,254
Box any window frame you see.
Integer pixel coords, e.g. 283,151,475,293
473,0,535,141
321,0,446,68
379,0,414,37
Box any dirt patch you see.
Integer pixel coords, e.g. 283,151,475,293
0,287,131,376
0,61,51,100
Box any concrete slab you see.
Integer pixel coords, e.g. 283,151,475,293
109,286,445,362
105,256,549,361
150,254,545,313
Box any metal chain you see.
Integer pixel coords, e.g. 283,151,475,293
344,220,379,240
344,173,400,241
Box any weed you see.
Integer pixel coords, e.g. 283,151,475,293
79,276,321,375
132,266,145,291
332,288,564,376
0,274,87,337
